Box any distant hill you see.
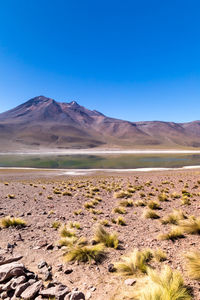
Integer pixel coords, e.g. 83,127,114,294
1,95,200,151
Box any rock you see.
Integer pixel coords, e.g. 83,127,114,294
46,244,54,250
124,278,136,286
65,291,85,300
14,282,30,297
1,291,7,299
28,279,36,285
44,270,52,281
85,291,92,300
35,296,43,300
64,268,73,275
2,278,14,291
26,271,37,280
11,276,26,289
108,263,116,273
40,284,70,299
56,264,63,272
20,280,43,299
0,255,23,266
38,261,47,269
0,262,25,283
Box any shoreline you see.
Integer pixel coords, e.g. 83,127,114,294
1,149,200,155
0,165,200,175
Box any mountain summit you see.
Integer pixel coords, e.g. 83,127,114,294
0,96,200,151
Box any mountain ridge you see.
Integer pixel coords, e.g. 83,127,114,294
1,96,200,151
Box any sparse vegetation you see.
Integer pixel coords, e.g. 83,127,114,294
1,216,26,228
94,225,119,249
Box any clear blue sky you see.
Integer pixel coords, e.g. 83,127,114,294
0,0,200,122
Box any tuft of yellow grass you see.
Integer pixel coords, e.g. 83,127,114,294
94,225,119,249
178,216,200,234
161,209,187,225
138,265,191,300
143,209,160,219
63,243,105,263
1,216,26,228
114,248,152,276
185,250,200,280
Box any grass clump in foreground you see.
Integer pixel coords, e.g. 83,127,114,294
185,250,200,280
94,225,119,249
178,216,200,234
137,265,191,300
59,225,76,238
1,216,26,228
114,248,152,276
63,242,105,263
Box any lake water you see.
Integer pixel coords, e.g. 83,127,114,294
0,153,200,169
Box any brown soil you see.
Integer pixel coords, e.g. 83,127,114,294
0,169,200,299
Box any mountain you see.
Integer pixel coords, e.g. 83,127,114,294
1,95,200,151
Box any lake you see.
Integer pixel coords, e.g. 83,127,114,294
0,153,200,169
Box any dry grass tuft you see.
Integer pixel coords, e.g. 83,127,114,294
185,250,200,280
161,209,187,225
63,242,105,263
94,225,119,249
143,209,160,219
1,216,26,228
138,265,191,300
114,248,152,276
178,216,200,234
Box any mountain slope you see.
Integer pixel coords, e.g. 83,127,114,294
0,96,200,151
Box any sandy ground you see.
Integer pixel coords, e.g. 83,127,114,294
0,168,200,299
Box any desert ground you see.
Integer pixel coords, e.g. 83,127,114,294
0,168,200,299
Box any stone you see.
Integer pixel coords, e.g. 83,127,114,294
124,278,136,286
64,268,73,275
28,279,36,285
44,270,52,281
65,291,85,300
0,255,23,266
38,261,47,269
85,291,92,300
14,282,30,297
11,276,26,289
40,284,70,299
20,280,43,299
0,262,25,283
108,263,116,273
46,244,54,250
1,291,7,299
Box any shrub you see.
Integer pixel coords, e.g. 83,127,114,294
94,225,119,249
114,248,151,276
179,216,200,234
139,265,191,300
113,206,126,214
147,201,160,210
158,226,184,241
1,216,26,228
158,192,168,202
161,209,187,225
185,250,200,280
153,248,167,262
59,225,76,238
52,221,61,229
116,216,126,226
119,199,133,207
143,209,160,219
62,191,72,196
64,243,105,263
